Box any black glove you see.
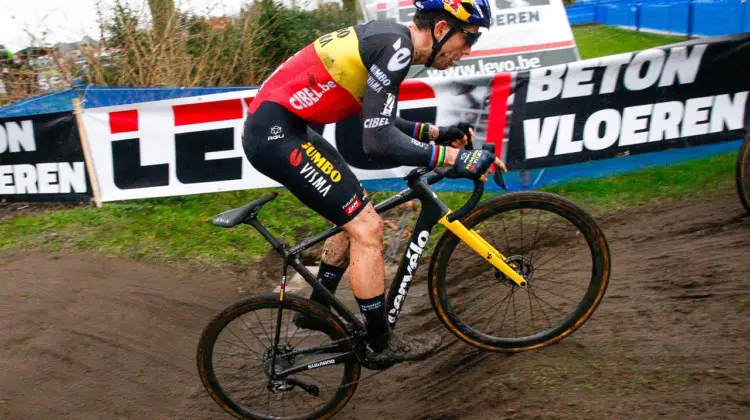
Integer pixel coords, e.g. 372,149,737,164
435,122,474,147
449,149,495,180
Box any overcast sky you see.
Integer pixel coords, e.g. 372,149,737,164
0,0,324,51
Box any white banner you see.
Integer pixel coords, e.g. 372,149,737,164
362,0,580,78
80,78,510,202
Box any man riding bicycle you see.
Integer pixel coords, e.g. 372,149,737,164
242,0,507,369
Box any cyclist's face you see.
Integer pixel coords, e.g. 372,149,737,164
431,22,480,70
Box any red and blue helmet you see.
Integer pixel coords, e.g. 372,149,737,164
414,0,493,28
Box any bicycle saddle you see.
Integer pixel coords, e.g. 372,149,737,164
213,192,278,228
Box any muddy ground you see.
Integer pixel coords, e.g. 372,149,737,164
1,191,748,419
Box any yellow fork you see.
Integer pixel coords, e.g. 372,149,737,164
438,213,527,288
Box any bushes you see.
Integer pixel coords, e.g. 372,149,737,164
84,0,358,88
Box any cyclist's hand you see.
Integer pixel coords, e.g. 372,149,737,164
450,149,507,182
435,122,474,148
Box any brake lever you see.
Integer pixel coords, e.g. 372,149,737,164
481,142,509,191
493,166,509,191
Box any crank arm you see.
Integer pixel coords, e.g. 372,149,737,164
287,378,320,396
439,214,527,287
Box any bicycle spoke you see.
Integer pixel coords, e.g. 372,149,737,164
486,286,518,333
500,217,512,255
529,280,579,304
290,324,318,350
226,326,265,361
527,286,536,332
451,278,512,320
215,350,259,360
527,209,543,262
518,209,526,255
529,286,555,327
534,267,587,274
527,277,570,285
496,289,516,333
238,315,272,352
251,309,273,345
527,286,566,316
285,303,294,345
512,288,519,337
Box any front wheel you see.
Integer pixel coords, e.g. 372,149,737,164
428,191,611,352
736,132,750,214
197,293,360,420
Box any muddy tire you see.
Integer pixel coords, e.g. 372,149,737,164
197,293,360,419
428,191,611,352
736,133,750,214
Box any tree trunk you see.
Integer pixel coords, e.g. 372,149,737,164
148,0,175,39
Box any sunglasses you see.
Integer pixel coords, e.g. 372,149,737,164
451,25,482,47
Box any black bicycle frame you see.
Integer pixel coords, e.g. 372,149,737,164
245,170,470,378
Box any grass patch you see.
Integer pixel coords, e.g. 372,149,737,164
1,151,737,265
572,25,687,59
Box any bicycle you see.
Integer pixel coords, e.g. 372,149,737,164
197,145,612,420
736,131,750,214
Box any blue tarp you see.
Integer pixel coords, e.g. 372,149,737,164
0,88,79,118
566,0,750,36
81,85,250,108
0,85,252,119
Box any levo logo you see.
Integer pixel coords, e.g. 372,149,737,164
289,149,303,167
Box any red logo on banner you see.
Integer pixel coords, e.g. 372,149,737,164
289,149,303,167
110,109,139,134
344,197,362,216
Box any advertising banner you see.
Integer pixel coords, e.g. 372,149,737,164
362,0,580,78
78,34,749,202
0,111,91,202
80,90,426,202
504,35,750,169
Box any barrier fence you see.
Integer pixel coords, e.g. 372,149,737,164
566,0,750,36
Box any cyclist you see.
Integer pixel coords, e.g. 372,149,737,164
242,0,507,369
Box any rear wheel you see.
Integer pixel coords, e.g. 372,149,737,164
429,192,611,352
197,293,360,419
736,133,750,214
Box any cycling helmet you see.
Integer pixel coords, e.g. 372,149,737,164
414,0,492,28
413,0,492,67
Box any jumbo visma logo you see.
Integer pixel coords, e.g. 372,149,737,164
300,142,342,182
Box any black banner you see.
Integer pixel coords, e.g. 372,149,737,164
505,34,750,170
0,112,91,202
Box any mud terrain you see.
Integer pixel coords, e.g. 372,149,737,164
1,191,748,419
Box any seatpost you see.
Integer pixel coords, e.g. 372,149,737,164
247,219,286,257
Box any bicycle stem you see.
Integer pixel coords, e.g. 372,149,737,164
438,214,528,288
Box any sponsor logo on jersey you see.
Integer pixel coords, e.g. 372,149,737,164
387,38,411,72
289,81,338,110
343,194,363,216
410,138,429,149
381,93,395,117
364,117,389,128
367,76,384,93
289,149,303,167
268,125,285,141
369,65,392,86
300,142,342,182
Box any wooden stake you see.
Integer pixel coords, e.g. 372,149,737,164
72,97,103,208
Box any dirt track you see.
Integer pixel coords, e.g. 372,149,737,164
1,191,749,419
